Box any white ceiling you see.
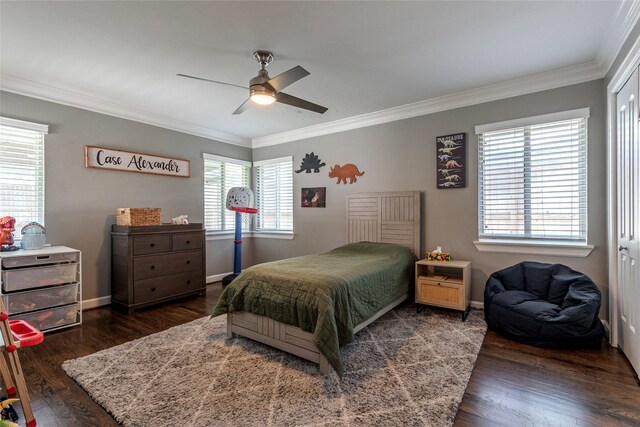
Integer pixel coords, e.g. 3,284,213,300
0,1,633,146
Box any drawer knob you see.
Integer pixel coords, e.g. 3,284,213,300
151,287,156,292
437,282,441,286
186,241,190,244
151,265,156,270
187,280,191,285
186,260,191,265
150,243,155,248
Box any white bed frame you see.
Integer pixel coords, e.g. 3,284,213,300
227,191,421,374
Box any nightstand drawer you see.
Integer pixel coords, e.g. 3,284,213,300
416,278,464,310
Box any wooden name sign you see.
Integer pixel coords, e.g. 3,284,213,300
85,146,190,178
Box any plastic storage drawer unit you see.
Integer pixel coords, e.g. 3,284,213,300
11,303,78,331
1,263,78,292
1,252,79,269
2,283,79,315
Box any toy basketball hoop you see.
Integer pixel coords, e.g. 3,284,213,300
223,187,258,286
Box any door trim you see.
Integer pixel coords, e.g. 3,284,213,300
607,33,640,348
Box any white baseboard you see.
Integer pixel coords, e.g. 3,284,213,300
207,272,233,284
81,275,229,309
82,295,111,310
470,300,484,309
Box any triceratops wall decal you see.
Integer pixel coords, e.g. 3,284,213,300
328,163,365,184
295,152,326,173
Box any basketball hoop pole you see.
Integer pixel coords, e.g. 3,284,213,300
222,206,258,287
233,211,242,276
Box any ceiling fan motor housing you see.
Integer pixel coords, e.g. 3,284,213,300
251,51,276,99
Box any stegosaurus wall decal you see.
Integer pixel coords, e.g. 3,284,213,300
295,152,326,174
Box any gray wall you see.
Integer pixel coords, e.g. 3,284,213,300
0,79,610,315
0,91,251,301
251,79,609,316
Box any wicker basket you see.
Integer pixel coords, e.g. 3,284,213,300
116,208,162,226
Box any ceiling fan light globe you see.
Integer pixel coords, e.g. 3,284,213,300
249,88,276,105
251,93,276,105
250,86,276,105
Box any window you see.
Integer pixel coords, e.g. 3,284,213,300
0,117,48,236
254,156,293,232
476,108,589,244
203,154,250,232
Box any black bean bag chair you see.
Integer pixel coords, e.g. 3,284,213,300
484,262,604,347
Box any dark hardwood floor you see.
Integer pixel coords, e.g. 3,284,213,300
13,284,640,426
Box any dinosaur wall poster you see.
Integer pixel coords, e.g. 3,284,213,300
301,187,326,208
436,132,466,189
295,152,326,173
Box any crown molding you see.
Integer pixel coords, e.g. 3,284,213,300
5,0,640,153
0,74,251,148
251,61,605,148
596,0,640,74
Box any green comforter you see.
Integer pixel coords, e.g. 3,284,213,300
211,242,417,375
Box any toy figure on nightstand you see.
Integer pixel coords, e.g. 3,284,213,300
0,217,18,252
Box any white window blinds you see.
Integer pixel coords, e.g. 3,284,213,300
476,108,589,243
203,154,250,232
0,118,48,235
255,157,293,232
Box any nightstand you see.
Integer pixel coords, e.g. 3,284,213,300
415,259,471,320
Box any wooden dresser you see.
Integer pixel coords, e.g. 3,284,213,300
111,224,206,314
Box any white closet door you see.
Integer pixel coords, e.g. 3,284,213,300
616,66,640,377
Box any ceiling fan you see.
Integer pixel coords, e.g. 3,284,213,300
177,51,328,115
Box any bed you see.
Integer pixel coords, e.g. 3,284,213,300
212,191,421,375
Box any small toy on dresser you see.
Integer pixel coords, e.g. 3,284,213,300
426,246,451,261
171,215,189,225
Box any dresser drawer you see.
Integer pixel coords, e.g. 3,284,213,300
134,271,203,304
133,235,171,256
172,233,202,251
416,278,464,310
133,251,202,280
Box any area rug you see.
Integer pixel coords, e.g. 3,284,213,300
63,305,486,426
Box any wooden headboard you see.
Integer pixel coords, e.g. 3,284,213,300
347,191,421,256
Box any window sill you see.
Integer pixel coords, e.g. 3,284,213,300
206,232,245,241
206,231,295,241
250,231,295,240
473,240,594,257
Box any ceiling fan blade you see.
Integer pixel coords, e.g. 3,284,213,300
177,74,247,90
266,66,310,92
276,92,328,114
232,98,252,115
